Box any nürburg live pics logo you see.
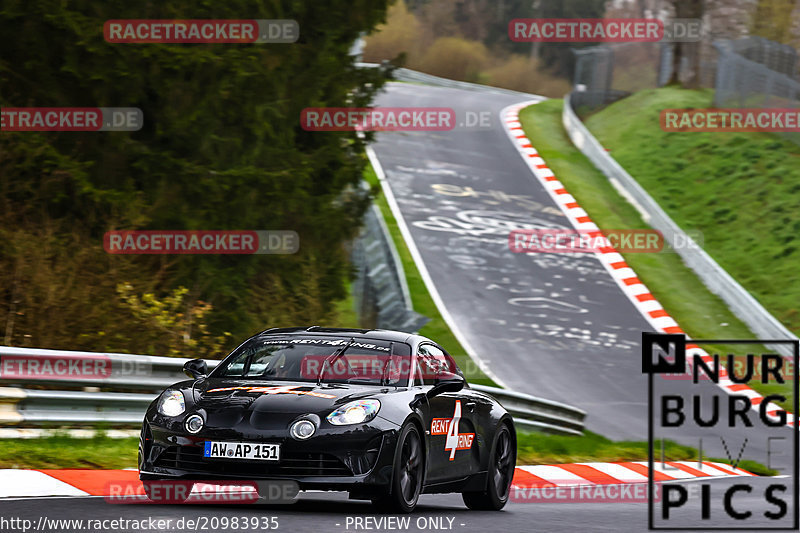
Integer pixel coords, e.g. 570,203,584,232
642,332,799,530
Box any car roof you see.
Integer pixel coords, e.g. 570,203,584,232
254,326,428,345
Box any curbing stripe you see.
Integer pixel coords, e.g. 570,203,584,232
35,469,140,497
577,462,649,482
512,461,753,489
553,463,623,484
0,463,755,499
499,101,795,428
0,469,89,497
518,465,591,486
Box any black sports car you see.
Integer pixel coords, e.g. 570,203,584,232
139,326,516,512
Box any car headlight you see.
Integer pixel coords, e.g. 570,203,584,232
326,399,380,425
158,390,185,417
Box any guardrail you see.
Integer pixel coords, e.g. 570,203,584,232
0,387,155,426
471,385,585,436
351,184,429,333
0,346,585,435
563,92,798,357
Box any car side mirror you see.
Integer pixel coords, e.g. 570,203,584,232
426,371,464,398
183,359,208,379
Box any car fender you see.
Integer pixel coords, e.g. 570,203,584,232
470,394,515,473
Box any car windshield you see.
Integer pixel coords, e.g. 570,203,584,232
212,336,411,386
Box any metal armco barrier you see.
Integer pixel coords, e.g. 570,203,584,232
0,346,585,435
470,385,585,436
0,388,155,425
563,93,798,357
352,200,429,333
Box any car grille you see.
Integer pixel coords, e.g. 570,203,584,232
154,446,352,477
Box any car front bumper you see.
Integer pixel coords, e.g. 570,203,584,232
139,416,400,491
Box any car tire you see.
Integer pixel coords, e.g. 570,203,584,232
372,423,424,513
462,423,515,511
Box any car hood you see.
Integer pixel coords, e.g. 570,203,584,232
192,378,387,419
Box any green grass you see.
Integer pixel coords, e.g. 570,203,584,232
0,432,774,476
363,164,497,387
0,435,139,469
518,99,793,409
585,87,800,335
516,431,776,476
331,277,360,327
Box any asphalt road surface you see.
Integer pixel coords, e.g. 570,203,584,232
370,82,795,464
4,83,795,533
2,477,794,532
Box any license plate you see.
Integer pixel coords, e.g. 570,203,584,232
203,441,280,461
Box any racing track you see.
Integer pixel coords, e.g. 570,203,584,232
369,82,794,461
0,477,791,533
4,83,795,532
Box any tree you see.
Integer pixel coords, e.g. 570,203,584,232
666,0,704,88
751,0,797,44
0,0,391,352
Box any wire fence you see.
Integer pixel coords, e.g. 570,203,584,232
714,38,800,106
570,42,677,111
713,41,800,105
726,36,798,79
571,35,799,120
713,38,800,145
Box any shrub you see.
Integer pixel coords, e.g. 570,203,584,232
415,37,490,82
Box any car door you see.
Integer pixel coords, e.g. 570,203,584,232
417,343,476,483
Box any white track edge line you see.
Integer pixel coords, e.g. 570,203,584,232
365,145,508,388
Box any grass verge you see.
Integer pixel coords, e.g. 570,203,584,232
0,434,139,469
0,431,774,476
585,88,800,336
331,277,360,327
363,163,497,387
516,431,776,476
518,99,794,409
